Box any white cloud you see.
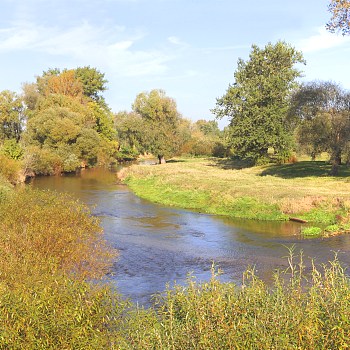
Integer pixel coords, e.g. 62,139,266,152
0,20,173,77
297,27,350,53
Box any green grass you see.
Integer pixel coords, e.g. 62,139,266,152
120,157,350,228
301,226,322,236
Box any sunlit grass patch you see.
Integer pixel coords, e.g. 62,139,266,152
121,157,350,224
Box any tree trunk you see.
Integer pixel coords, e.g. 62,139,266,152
158,155,166,164
330,148,341,176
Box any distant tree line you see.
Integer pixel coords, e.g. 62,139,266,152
0,0,349,180
0,68,226,180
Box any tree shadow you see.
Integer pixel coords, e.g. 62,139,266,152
166,159,187,163
260,161,350,179
207,157,255,170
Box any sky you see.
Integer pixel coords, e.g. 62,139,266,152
0,0,349,129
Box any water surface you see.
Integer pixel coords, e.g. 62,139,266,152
31,167,350,305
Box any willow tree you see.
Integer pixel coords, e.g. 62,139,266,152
132,89,181,164
212,41,305,164
290,81,350,175
22,68,117,174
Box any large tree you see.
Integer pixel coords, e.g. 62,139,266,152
212,41,305,164
290,81,350,175
326,0,350,35
22,68,117,174
132,89,181,164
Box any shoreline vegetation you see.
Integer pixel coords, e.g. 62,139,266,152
119,157,350,237
1,165,350,347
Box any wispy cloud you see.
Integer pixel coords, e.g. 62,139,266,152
0,20,173,77
297,27,350,53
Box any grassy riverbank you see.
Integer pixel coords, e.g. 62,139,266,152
119,157,350,233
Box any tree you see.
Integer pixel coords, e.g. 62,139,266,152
75,66,108,105
132,89,181,164
22,68,117,173
0,90,24,142
45,69,84,100
212,41,305,164
290,81,350,175
326,0,350,35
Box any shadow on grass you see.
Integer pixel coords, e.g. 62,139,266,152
167,159,187,163
207,158,255,170
260,161,350,179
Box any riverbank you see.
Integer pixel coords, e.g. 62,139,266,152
119,157,350,234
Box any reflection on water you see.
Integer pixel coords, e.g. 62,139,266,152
31,167,350,306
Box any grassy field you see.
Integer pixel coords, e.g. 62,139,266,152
119,157,350,233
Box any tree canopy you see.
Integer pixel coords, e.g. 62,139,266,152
290,81,350,175
213,41,305,164
327,0,350,35
21,67,117,174
132,89,182,163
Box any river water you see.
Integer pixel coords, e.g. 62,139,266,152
31,167,350,306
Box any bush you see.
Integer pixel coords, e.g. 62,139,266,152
1,139,24,160
0,154,22,184
0,189,123,349
0,189,116,282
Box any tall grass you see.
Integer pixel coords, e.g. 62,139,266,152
124,252,350,349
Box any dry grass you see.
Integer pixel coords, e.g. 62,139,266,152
120,157,350,222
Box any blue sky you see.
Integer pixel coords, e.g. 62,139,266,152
0,0,349,128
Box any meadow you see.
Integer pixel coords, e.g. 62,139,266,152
119,157,350,235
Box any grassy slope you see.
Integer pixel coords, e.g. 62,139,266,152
120,158,350,226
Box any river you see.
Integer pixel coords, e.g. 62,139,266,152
31,166,350,306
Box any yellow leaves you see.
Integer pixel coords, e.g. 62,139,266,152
45,70,84,101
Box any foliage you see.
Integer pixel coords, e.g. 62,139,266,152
75,66,108,105
114,111,146,159
22,68,117,174
180,119,227,157
0,189,126,349
213,41,305,164
290,81,350,175
132,89,182,163
0,154,22,184
124,253,350,349
90,101,116,141
1,138,23,160
301,226,322,236
327,0,350,35
43,69,84,100
0,189,116,280
0,90,24,142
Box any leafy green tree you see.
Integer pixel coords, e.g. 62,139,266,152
195,119,221,138
132,89,181,163
114,111,145,159
290,81,350,175
0,90,24,142
89,102,116,141
213,41,305,164
75,66,108,105
22,68,116,173
327,0,350,35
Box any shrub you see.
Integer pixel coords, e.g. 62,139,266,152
0,154,22,184
0,189,116,281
